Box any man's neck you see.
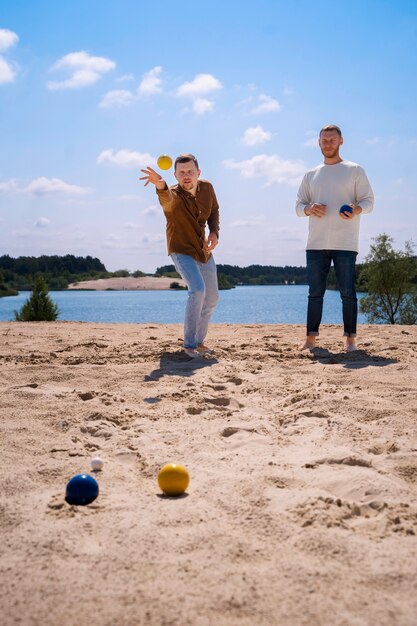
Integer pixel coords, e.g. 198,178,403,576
324,156,343,165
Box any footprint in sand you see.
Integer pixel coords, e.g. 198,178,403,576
78,391,96,401
144,397,161,404
220,421,273,451
226,376,243,386
291,496,416,537
80,423,114,439
205,397,243,409
221,425,257,437
308,455,373,468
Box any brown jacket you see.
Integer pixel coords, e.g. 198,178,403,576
156,180,220,263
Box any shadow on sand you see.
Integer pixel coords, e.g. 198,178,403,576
308,347,398,370
145,350,218,381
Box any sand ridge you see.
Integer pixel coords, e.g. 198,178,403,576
67,276,186,290
1,322,417,625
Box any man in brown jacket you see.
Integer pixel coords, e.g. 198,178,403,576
140,154,220,358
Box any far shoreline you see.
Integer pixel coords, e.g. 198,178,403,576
67,276,186,291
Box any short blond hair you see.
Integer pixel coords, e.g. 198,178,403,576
319,124,342,137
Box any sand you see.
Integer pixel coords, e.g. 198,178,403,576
1,322,417,626
67,276,186,290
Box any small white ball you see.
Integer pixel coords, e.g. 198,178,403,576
91,457,104,471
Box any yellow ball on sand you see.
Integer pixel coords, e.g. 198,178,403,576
158,463,189,496
157,155,173,170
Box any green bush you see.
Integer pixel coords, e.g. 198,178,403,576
359,234,417,324
217,273,234,290
15,276,59,321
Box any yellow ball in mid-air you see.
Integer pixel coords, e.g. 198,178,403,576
157,154,173,170
158,463,190,496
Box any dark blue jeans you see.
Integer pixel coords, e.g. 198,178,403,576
306,250,358,337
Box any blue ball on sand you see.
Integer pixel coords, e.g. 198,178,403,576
340,204,353,215
65,474,99,506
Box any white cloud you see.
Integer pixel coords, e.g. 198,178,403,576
25,177,92,196
0,179,18,192
99,89,134,108
193,98,214,115
0,57,16,84
252,94,281,114
117,74,134,83
97,149,154,168
35,217,51,228
223,154,306,186
142,204,159,216
0,29,19,52
138,66,162,96
124,221,141,229
241,125,271,146
47,51,115,90
176,73,222,98
176,73,222,115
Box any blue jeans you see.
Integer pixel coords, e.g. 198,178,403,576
171,253,219,349
306,250,358,337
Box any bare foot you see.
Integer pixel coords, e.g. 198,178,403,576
346,341,357,353
301,338,316,351
197,344,214,355
184,348,200,358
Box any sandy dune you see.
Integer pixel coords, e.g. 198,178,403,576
67,276,186,290
1,322,417,626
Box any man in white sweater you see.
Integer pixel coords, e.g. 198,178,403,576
295,124,374,352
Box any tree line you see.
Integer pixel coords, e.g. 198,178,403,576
0,254,108,291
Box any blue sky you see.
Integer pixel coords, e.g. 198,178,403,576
1,0,416,272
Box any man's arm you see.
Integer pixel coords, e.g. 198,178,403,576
295,174,326,218
354,167,374,214
140,166,173,212
341,167,374,220
206,186,219,251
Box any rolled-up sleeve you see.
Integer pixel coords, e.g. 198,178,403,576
156,185,174,214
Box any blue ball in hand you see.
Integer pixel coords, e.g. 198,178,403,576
340,204,353,215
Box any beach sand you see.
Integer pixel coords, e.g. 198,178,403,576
1,322,417,626
67,276,186,290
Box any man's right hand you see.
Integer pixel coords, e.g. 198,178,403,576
304,203,327,218
140,166,165,188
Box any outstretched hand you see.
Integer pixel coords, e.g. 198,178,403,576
140,166,163,187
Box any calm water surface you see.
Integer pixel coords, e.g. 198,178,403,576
0,285,368,325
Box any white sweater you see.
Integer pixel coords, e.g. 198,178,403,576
295,160,374,252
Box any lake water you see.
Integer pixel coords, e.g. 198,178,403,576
0,285,369,325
